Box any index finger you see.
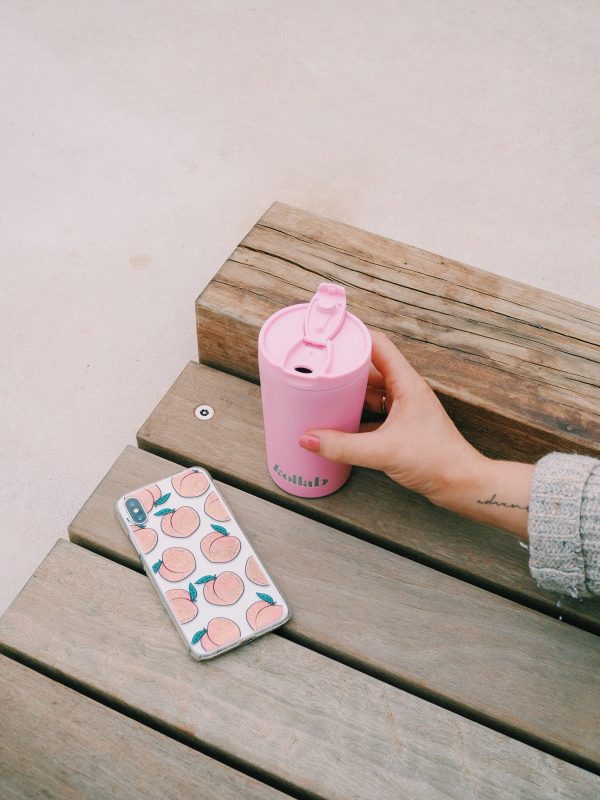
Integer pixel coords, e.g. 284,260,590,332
369,329,423,396
368,363,385,389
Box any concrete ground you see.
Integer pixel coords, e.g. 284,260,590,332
1,1,599,616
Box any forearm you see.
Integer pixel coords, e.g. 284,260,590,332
428,453,534,540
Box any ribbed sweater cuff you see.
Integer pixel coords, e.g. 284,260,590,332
528,452,599,599
581,461,600,595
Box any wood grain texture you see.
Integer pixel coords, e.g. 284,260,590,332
69,445,600,770
0,654,287,800
195,201,600,461
136,360,600,631
1,541,598,800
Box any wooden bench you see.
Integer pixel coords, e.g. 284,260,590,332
2,203,599,798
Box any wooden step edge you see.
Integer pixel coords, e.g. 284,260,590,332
196,293,600,461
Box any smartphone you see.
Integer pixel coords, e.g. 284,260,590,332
115,466,291,660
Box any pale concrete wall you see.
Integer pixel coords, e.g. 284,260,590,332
1,0,598,614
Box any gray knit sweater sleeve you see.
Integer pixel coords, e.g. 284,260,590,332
528,452,600,599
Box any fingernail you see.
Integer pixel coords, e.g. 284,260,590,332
299,434,320,452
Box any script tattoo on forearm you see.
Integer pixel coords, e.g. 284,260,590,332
476,493,529,511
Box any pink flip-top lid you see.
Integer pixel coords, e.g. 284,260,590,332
258,282,372,390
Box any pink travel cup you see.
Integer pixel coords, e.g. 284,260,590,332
258,282,372,498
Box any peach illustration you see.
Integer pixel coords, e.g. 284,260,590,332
153,547,196,582
246,593,284,631
131,525,158,554
245,555,269,586
126,483,161,513
200,526,241,563
204,491,231,522
165,588,189,600
172,468,210,498
196,572,244,605
165,588,198,624
191,617,241,651
159,506,200,538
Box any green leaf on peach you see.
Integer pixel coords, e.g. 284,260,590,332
191,629,207,645
210,524,229,535
195,575,216,584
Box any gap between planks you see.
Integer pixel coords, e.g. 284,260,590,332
2,539,599,800
0,643,318,800
0,654,293,800
136,360,600,635
68,446,600,775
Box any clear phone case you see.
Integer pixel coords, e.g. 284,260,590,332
115,466,291,660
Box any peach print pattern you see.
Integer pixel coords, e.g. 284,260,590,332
122,467,288,657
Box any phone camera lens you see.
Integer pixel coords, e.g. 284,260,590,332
125,497,148,525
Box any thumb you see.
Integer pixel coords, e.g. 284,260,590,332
299,428,383,470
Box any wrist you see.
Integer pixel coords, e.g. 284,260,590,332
425,445,490,512
426,451,534,539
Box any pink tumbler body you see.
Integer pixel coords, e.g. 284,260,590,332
258,283,372,498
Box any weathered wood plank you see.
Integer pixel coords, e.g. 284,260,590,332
69,445,600,770
0,654,288,800
1,541,598,799
196,201,600,461
136,361,600,631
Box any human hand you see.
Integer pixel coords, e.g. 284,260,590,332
298,329,485,504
